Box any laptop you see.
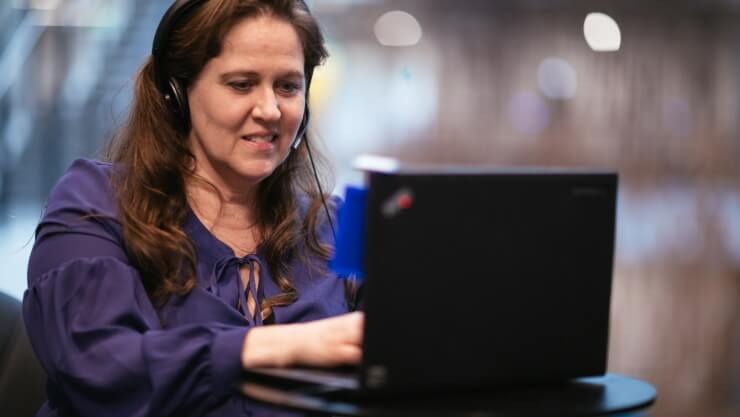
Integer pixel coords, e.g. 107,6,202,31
244,159,618,397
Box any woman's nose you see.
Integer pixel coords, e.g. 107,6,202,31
252,89,281,122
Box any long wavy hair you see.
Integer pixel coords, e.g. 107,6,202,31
107,0,336,312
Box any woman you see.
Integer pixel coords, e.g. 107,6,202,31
23,1,363,416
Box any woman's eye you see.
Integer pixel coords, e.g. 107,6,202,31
277,82,302,95
228,80,253,91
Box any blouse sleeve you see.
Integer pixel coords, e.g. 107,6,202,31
23,160,248,417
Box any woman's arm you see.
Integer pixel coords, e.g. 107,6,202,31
25,231,250,417
26,218,364,417
242,311,363,369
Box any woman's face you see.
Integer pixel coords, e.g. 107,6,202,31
187,14,306,190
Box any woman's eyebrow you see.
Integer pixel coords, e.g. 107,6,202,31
279,70,305,79
219,69,305,80
220,70,259,80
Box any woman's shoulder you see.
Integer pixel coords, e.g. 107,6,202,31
45,158,118,217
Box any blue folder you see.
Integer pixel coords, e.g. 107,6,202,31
330,186,367,278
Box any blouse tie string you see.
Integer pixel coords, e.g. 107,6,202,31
209,254,265,326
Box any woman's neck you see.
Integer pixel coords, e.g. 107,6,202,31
187,179,264,257
186,174,260,237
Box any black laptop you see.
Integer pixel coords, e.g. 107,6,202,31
244,162,618,397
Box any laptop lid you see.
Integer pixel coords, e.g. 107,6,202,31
356,165,617,393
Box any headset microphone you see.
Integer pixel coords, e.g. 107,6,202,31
291,109,309,151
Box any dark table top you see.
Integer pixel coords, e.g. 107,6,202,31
239,372,656,417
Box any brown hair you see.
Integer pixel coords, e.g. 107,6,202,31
107,0,334,311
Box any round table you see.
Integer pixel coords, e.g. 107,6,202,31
240,372,656,417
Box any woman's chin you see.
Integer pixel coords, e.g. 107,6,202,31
234,159,281,184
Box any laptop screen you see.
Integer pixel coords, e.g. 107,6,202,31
336,164,618,391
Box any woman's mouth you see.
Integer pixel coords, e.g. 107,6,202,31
242,134,277,143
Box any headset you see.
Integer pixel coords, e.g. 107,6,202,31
151,0,336,240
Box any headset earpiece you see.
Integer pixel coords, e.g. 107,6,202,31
152,0,205,135
165,77,190,134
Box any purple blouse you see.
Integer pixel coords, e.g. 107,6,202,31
23,159,351,417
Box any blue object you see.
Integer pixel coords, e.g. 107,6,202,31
330,186,367,278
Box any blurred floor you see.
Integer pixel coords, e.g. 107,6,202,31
610,181,740,417
610,265,739,417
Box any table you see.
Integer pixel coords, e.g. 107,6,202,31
240,372,656,417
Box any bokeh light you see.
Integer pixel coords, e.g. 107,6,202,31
537,57,578,99
584,12,622,52
374,10,423,47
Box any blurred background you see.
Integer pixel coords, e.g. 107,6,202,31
0,0,738,416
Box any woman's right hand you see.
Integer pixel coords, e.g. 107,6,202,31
241,311,364,369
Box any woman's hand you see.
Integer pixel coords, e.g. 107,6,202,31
241,311,364,369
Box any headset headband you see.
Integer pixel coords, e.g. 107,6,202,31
152,0,207,95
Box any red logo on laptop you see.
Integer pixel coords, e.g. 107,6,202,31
382,188,414,218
